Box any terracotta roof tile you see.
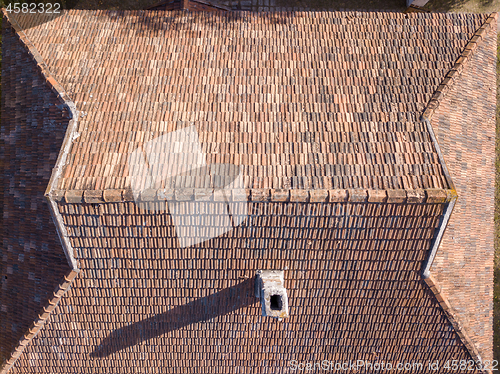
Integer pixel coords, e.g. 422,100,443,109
1,9,495,373
18,10,487,193
0,20,71,367
7,200,481,372
429,19,497,362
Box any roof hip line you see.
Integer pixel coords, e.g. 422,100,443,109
423,272,489,372
420,116,485,368
1,10,80,271
420,196,489,370
421,117,455,192
421,12,498,121
418,15,497,366
420,105,481,369
0,269,79,374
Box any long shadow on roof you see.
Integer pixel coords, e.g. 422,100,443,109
90,277,257,358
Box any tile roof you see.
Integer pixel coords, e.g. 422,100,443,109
0,19,72,366
19,10,488,192
427,19,497,362
9,201,481,373
0,8,496,373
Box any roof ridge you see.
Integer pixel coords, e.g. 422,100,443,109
422,12,498,121
420,19,497,364
418,13,498,366
421,196,488,368
56,187,456,204
0,270,79,374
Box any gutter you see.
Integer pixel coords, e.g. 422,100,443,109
44,101,80,271
421,117,455,192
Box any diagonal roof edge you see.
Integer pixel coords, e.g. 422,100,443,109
1,11,81,374
0,11,80,271
0,270,79,374
423,274,486,368
422,12,498,122
420,13,497,194
1,9,488,371
422,117,456,192
418,13,498,370
421,194,486,367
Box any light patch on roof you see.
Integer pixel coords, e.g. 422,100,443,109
129,125,248,247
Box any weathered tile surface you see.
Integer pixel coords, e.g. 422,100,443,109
10,201,480,373
0,19,71,365
21,10,487,192
1,9,495,373
429,22,497,362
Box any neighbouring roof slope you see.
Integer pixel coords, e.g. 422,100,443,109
426,16,497,362
19,10,488,192
0,17,72,366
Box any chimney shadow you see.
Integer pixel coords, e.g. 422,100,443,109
90,278,257,358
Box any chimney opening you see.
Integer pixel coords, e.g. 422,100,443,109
270,294,282,311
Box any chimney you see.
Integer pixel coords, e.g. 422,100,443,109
255,270,289,320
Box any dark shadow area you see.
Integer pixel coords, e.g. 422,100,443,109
494,268,500,362
271,0,406,11
270,294,282,311
25,0,406,11
64,0,158,10
480,0,493,7
90,278,257,358
1,1,65,31
0,15,72,364
105,10,284,39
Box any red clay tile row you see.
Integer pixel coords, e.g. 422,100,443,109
10,200,478,373
19,10,486,192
